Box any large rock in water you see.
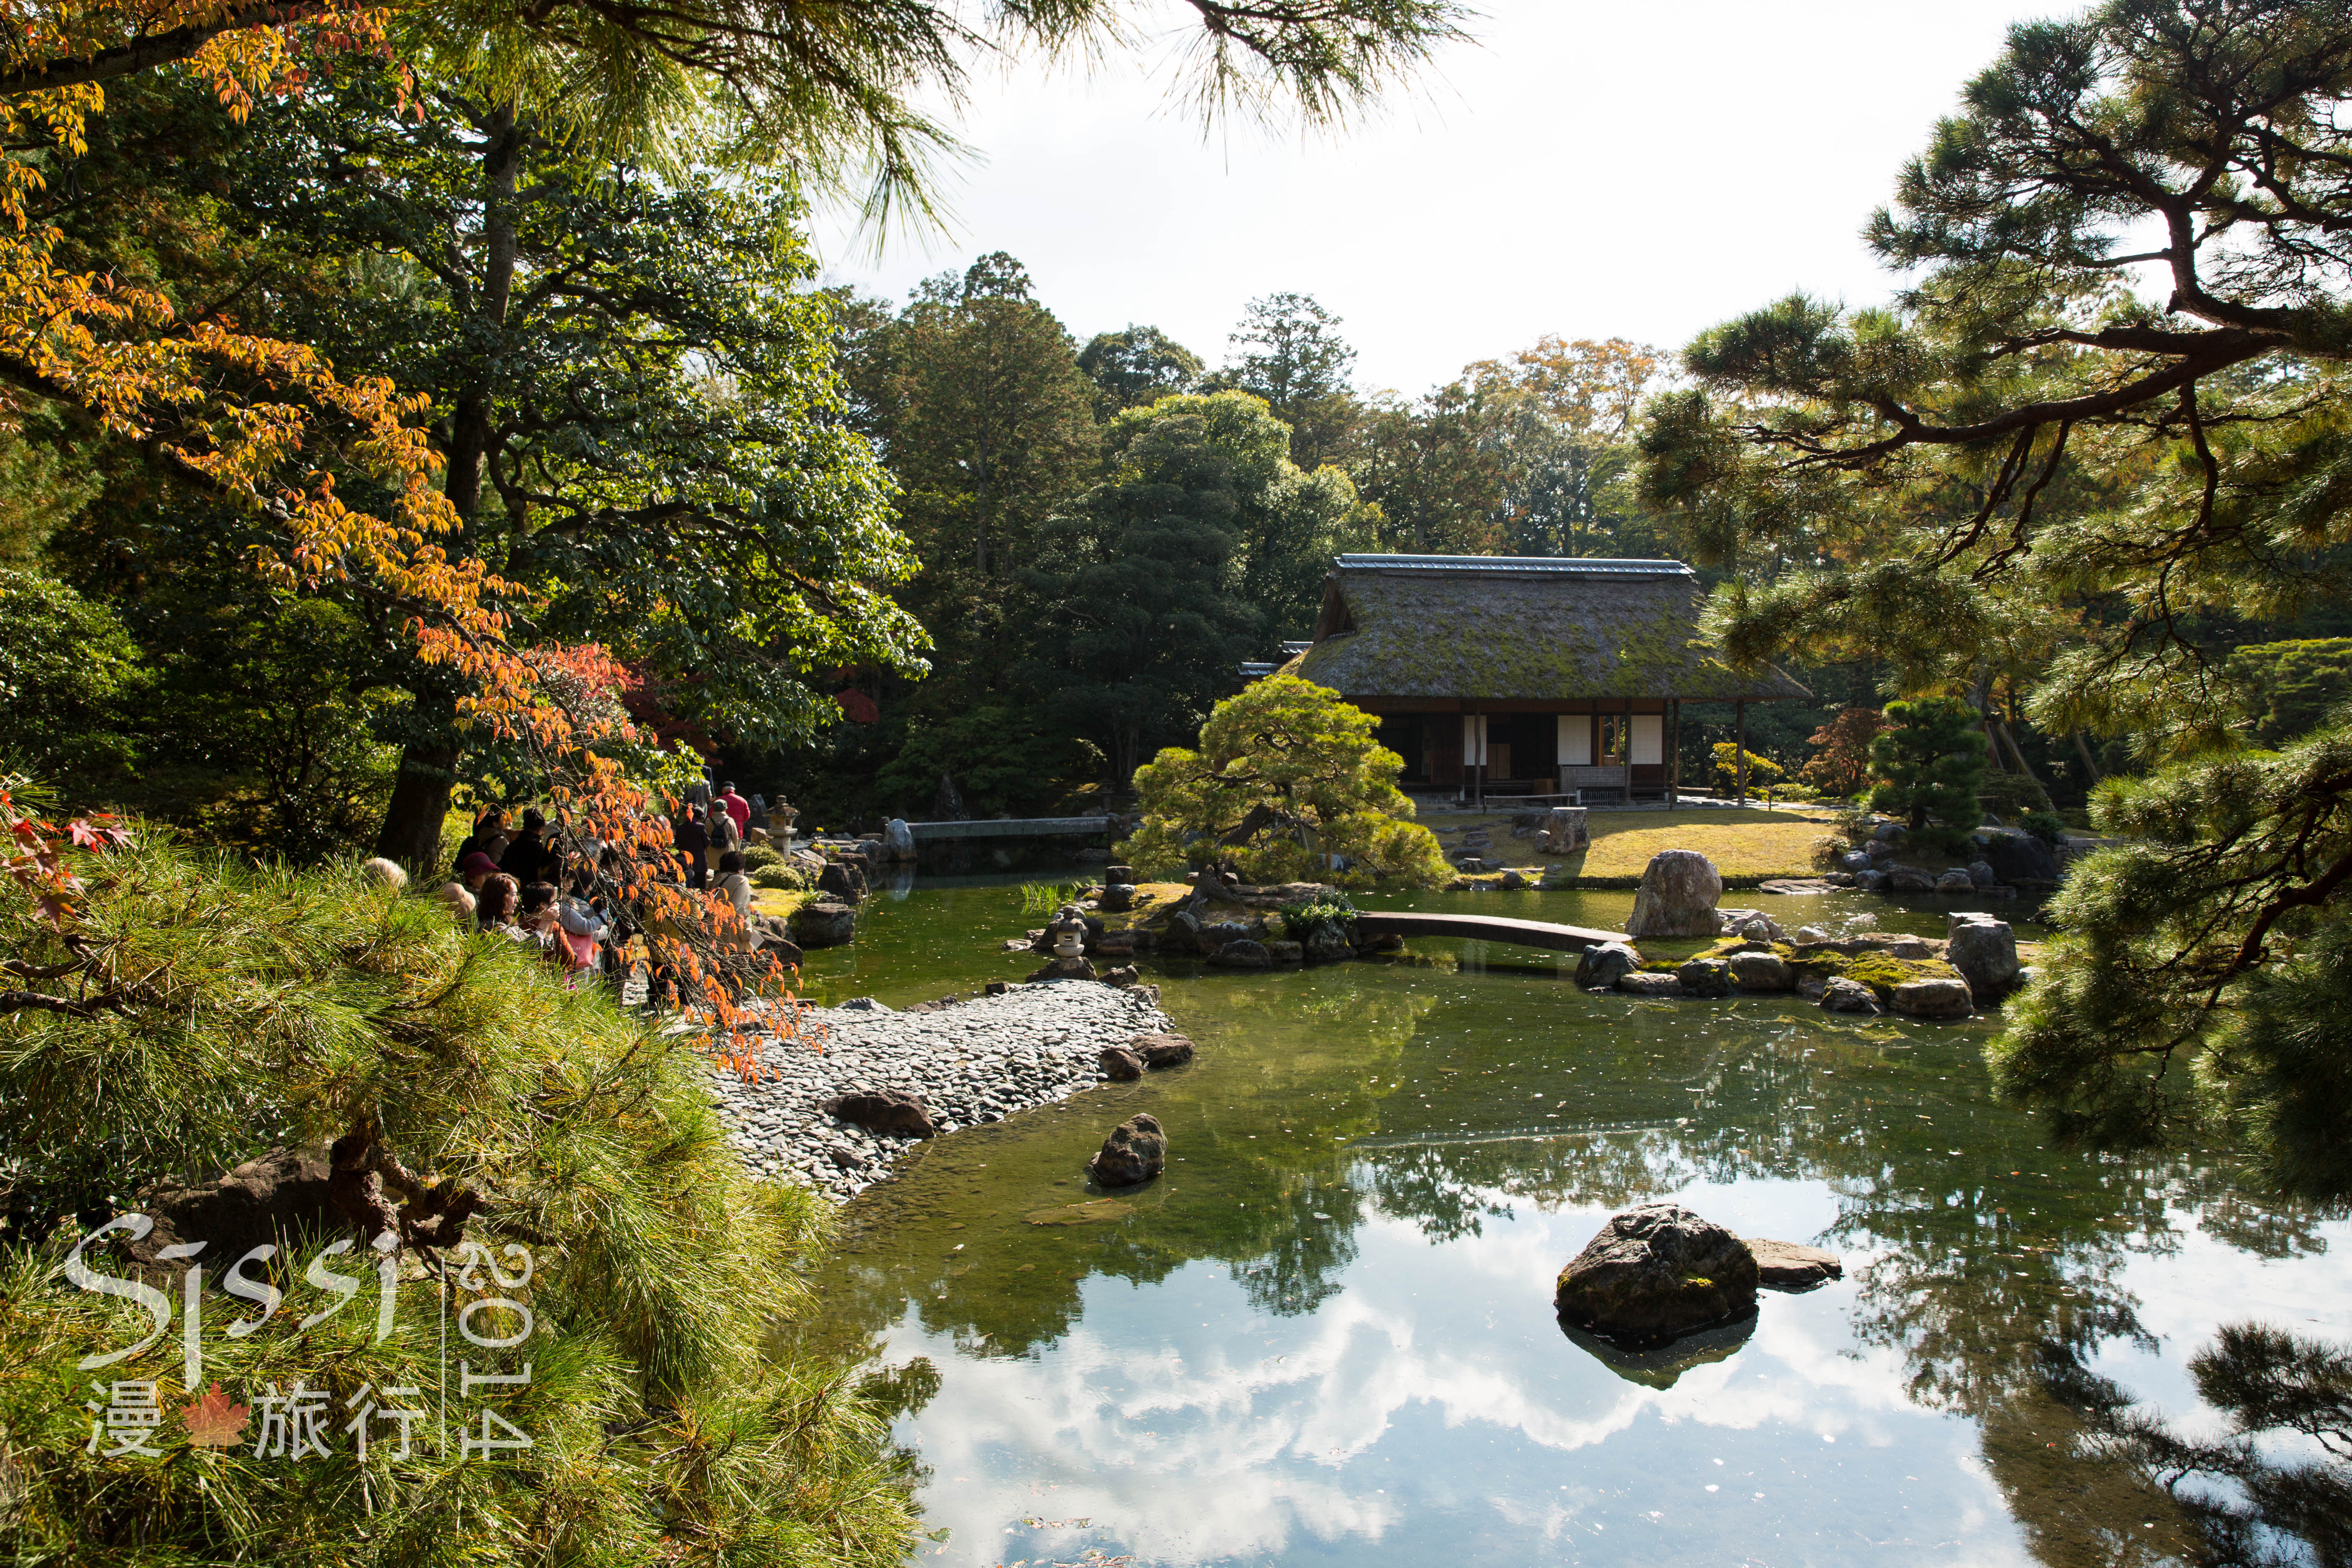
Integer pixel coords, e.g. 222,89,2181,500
1132,1033,1196,1070
1892,977,1974,1018
1984,830,2061,884
1747,1238,1844,1291
1624,850,1723,938
881,817,917,863
791,900,857,949
1574,941,1641,990
1553,1202,1761,1344
1946,914,2022,1003
1088,1113,1167,1187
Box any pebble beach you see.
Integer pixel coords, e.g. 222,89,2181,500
707,980,1175,1200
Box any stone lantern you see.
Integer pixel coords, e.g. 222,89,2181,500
1051,905,1089,959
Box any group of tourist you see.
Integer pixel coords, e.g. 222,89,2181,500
382,778,793,992
422,805,631,984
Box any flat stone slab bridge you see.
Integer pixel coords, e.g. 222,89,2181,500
1353,910,1620,953
905,816,1113,842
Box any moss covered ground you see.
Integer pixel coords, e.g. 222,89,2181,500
1423,808,1853,887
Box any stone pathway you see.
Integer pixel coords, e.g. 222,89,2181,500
706,982,1174,1201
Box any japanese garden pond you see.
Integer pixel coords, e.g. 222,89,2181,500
789,875,2350,1567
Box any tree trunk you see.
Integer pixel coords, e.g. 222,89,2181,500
1996,721,2046,790
2072,729,2104,782
373,101,522,858
376,739,459,870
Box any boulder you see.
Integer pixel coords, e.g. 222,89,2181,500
1264,939,1305,963
1887,865,1938,893
1840,850,1873,872
1099,884,1136,913
1676,957,1734,998
1892,977,1974,1018
1574,941,1641,990
1088,1113,1167,1187
1984,830,2061,884
881,818,917,863
1539,861,1576,890
1945,916,2021,1003
1967,859,1996,885
1098,1046,1144,1082
1871,821,1906,843
1748,1238,1843,1291
1616,971,1685,998
1552,1202,1761,1344
113,1146,346,1271
1794,925,1831,944
1855,869,1891,892
1820,977,1883,1014
790,900,857,949
1200,920,1254,949
1025,955,1099,983
1208,938,1273,969
822,1090,934,1138
1729,952,1793,992
816,861,867,906
1304,925,1354,963
1500,870,1528,890
1932,869,1973,893
1101,965,1141,987
836,996,891,1013
1134,1032,1197,1070
1625,850,1723,938
1886,937,1938,959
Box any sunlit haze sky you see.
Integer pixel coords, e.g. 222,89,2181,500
808,0,2078,396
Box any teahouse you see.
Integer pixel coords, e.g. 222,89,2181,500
1280,554,1809,806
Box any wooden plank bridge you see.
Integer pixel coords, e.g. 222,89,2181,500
1352,910,1622,953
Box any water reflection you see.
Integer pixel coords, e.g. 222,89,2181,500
791,880,2349,1567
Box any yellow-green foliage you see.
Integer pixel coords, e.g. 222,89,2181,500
1118,675,1449,890
0,834,919,1565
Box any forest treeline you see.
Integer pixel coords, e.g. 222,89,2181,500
9,37,2352,859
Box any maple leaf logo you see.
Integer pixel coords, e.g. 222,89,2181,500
180,1383,249,1449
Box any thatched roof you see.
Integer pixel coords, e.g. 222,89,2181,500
1290,555,1810,702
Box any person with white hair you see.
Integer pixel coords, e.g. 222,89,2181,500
361,857,408,889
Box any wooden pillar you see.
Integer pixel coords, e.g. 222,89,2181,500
1735,699,1748,807
1667,699,1680,808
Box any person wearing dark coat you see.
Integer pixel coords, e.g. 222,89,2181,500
672,811,709,890
499,808,560,887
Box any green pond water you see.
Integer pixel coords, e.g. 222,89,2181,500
792,874,2350,1567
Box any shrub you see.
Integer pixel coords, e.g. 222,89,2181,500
750,863,802,890
1276,892,1358,942
1119,675,1448,890
0,830,919,1564
2020,810,2070,845
742,841,785,871
1709,743,1784,796
1978,771,2053,819
1801,708,1892,797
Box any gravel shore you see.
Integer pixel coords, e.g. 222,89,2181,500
708,981,1175,1201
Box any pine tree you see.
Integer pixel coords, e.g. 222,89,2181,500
1866,698,1988,852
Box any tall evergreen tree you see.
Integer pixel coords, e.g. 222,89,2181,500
1219,292,1364,471
1077,325,1204,420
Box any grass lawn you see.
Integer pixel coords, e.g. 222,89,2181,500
1423,808,1852,885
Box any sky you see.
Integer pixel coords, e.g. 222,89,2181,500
806,0,2076,398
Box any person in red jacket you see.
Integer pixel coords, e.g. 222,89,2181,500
719,782,750,837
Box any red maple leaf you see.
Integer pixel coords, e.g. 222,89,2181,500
180,1383,249,1448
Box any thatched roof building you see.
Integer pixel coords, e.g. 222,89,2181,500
1282,554,1808,804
